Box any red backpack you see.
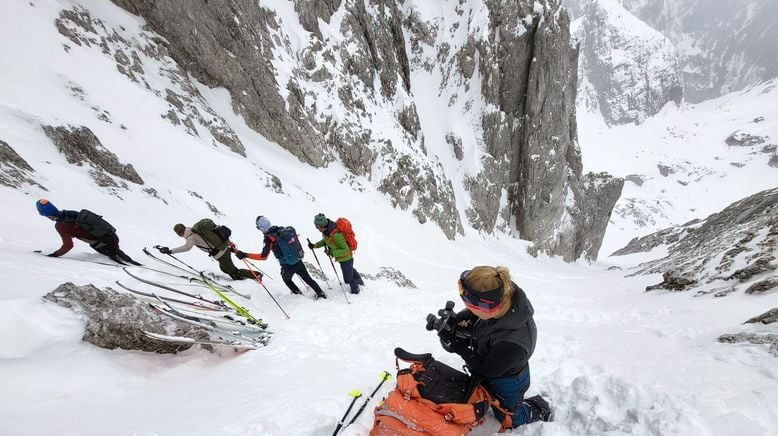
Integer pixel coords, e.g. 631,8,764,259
334,217,358,251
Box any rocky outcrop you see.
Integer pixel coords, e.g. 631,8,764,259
645,271,697,292
43,124,144,187
746,309,778,325
487,1,621,261
377,149,463,239
718,332,778,358
111,0,329,166
574,173,625,259
726,131,768,147
615,188,778,297
573,0,682,125
55,6,246,156
361,267,417,289
0,139,46,190
43,282,207,353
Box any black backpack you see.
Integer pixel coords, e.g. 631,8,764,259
191,218,230,251
75,209,116,239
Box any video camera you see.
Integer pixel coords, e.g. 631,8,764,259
426,300,474,352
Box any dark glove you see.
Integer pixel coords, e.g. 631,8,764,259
454,309,478,329
47,253,58,257
307,241,315,250
442,336,471,355
324,246,332,256
235,250,247,260
208,248,220,257
157,246,171,255
473,401,490,421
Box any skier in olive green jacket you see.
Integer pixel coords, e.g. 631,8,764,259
308,213,364,294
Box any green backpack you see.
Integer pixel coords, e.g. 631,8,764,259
191,218,230,251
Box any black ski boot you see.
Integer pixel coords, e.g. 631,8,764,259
524,395,553,422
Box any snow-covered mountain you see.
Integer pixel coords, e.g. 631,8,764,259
1,1,778,435
572,0,682,125
568,0,778,104
103,0,621,261
619,0,778,102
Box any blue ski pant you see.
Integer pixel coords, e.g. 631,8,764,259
339,258,363,294
481,365,533,427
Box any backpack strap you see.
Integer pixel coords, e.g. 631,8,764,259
394,347,432,364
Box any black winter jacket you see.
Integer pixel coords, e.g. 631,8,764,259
460,283,537,379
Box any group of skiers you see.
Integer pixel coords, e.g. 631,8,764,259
35,198,552,430
35,199,364,299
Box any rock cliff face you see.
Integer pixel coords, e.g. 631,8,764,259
110,0,621,260
572,0,682,125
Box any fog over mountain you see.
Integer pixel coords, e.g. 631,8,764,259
567,0,778,104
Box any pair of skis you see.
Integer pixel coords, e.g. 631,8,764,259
333,371,392,435
144,293,270,350
142,248,266,326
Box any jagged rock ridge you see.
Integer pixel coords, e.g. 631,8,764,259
613,187,778,297
572,0,682,125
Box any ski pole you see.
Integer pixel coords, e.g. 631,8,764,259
327,252,350,304
332,389,362,436
245,259,273,280
240,257,291,319
307,238,332,289
157,248,201,273
33,250,122,267
344,371,392,430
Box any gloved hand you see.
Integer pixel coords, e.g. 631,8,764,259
157,246,171,255
324,246,332,256
473,401,490,421
454,309,478,329
235,250,247,260
208,248,220,257
307,241,315,250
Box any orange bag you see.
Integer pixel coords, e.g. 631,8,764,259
370,348,511,435
334,217,357,251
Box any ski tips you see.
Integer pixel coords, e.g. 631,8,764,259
348,389,362,398
380,371,392,381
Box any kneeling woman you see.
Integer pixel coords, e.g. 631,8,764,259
447,265,552,428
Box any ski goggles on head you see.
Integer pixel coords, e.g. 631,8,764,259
458,270,504,313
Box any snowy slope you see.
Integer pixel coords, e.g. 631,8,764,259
578,79,778,257
0,1,777,436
